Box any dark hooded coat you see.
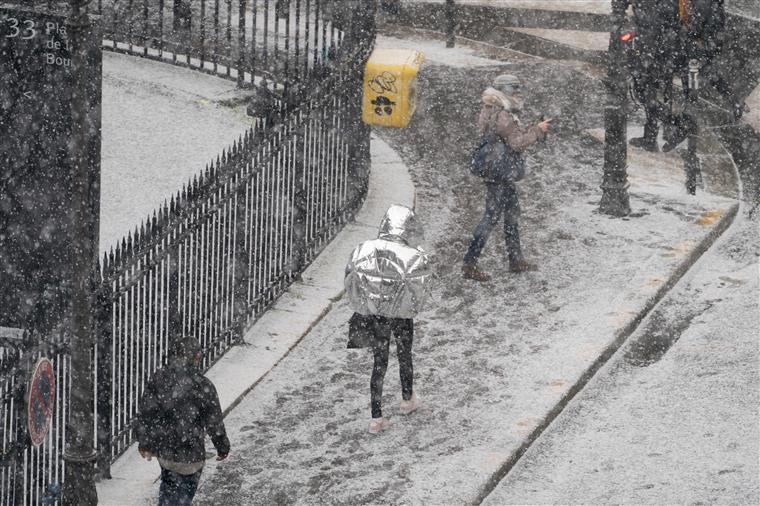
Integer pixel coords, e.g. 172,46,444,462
134,361,230,463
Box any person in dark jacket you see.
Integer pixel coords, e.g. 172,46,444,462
613,0,685,152
462,75,551,282
135,336,230,505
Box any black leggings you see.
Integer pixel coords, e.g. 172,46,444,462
369,316,414,418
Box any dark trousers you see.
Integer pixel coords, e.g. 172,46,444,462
158,467,202,506
369,316,414,418
464,182,523,265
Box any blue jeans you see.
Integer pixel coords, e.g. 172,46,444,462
158,467,202,506
464,182,522,265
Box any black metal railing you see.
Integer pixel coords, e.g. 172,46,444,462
95,0,346,92
1,1,374,501
95,49,370,473
0,330,70,506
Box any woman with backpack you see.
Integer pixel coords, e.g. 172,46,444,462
462,74,552,282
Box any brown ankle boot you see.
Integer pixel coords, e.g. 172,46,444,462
462,264,490,282
509,259,537,273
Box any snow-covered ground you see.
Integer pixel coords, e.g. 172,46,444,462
403,0,612,15
100,51,251,254
93,17,755,506
188,32,742,505
402,0,758,19
485,209,759,504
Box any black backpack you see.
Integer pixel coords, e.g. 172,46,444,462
470,127,525,182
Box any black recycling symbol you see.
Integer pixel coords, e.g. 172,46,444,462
371,96,395,116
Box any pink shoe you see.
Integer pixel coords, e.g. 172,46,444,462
368,417,391,434
399,393,420,415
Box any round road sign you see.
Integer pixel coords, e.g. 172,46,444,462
28,358,56,446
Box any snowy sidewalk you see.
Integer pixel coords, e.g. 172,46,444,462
96,131,415,504
402,0,611,15
184,33,740,505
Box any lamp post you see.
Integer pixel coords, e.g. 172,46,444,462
599,23,631,216
342,0,376,205
445,0,456,48
62,0,99,503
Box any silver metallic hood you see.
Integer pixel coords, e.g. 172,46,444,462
377,204,424,247
345,205,432,319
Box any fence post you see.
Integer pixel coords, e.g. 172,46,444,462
167,207,182,351
12,336,30,504
95,258,113,479
232,142,250,339
290,111,308,278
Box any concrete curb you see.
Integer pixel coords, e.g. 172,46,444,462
95,133,416,505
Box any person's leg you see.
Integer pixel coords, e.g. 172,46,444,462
158,468,180,506
630,97,660,151
464,183,504,265
463,184,506,281
502,185,535,272
175,469,203,505
370,316,391,419
630,54,661,152
393,318,414,401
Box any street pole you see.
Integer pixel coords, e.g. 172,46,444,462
599,23,631,216
445,0,456,48
343,0,376,207
62,0,99,502
683,59,701,195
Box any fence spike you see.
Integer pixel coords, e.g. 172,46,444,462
108,248,115,276
245,128,253,149
152,209,158,232
102,251,109,276
127,231,133,255
140,221,147,246
211,157,219,182
119,237,127,265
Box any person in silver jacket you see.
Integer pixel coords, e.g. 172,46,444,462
344,204,432,434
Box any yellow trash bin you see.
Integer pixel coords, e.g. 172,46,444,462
362,48,425,128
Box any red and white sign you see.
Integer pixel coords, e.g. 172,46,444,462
27,358,56,447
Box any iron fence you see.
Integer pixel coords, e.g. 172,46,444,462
95,0,347,91
1,1,373,500
0,330,70,506
95,57,369,473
